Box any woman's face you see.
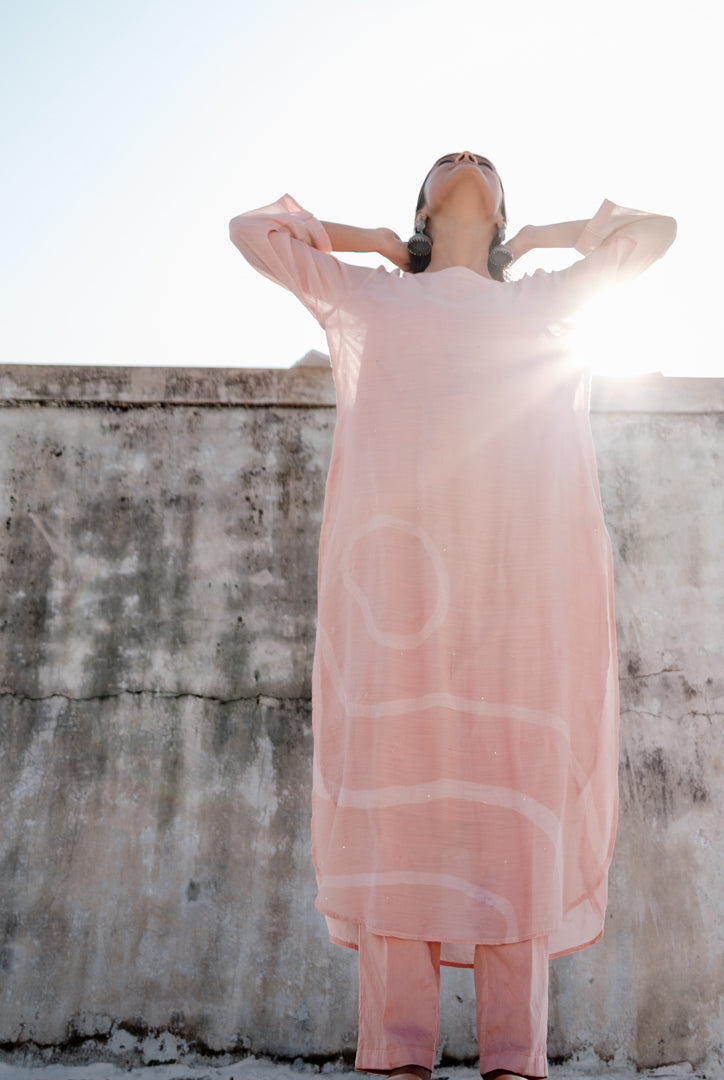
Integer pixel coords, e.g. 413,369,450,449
420,151,504,222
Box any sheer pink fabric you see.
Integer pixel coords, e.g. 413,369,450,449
230,195,675,963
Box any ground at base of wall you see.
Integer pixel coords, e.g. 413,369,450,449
0,1058,713,1080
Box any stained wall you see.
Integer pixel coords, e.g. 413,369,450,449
0,366,721,1071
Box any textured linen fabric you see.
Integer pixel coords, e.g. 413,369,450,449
229,196,675,964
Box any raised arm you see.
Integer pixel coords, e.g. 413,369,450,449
505,220,590,261
503,199,676,314
321,221,410,270
229,194,399,325
228,194,413,326
506,200,676,277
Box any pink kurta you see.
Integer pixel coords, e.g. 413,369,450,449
230,196,675,964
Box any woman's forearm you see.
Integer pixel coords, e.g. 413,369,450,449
321,222,409,269
530,220,588,249
321,221,385,254
506,220,589,261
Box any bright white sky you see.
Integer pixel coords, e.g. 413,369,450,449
0,0,720,376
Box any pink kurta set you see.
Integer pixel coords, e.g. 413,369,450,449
230,196,675,1066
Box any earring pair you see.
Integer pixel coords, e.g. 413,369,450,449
406,214,514,272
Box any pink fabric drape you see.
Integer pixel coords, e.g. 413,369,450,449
230,195,675,964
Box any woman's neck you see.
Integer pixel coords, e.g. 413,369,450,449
426,211,498,276
423,187,499,276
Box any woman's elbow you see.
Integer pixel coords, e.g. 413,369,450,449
661,215,677,249
229,215,244,245
639,214,677,260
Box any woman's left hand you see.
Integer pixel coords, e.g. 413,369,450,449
503,225,536,263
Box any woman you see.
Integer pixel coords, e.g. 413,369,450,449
229,152,676,1080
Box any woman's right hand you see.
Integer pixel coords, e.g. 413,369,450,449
376,228,410,271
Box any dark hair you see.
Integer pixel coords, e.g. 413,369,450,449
408,155,509,281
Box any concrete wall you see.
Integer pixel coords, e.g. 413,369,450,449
0,365,722,1072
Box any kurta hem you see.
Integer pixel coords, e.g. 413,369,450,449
321,908,604,965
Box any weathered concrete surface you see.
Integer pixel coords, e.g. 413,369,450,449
0,366,722,1074
551,400,724,1073
0,1059,711,1080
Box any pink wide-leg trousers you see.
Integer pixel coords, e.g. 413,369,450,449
356,930,549,1079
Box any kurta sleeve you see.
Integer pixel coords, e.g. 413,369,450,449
541,199,677,313
229,193,375,328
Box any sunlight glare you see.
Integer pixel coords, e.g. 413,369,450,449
571,276,684,379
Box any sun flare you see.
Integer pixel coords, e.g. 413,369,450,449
570,274,714,379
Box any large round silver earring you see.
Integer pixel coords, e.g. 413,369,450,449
408,214,432,259
407,214,432,272
489,244,514,269
489,221,514,270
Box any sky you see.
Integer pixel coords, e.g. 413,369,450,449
0,0,720,377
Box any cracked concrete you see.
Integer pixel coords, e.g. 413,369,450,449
619,667,684,681
0,690,308,706
0,367,723,1073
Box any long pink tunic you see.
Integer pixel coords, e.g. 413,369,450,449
230,196,675,964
